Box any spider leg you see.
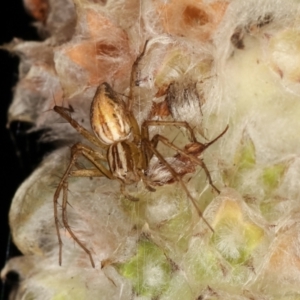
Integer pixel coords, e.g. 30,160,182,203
128,40,149,112
61,181,96,268
142,122,228,193
200,125,229,150
150,134,220,193
54,143,113,267
70,168,106,177
143,120,198,143
54,147,81,267
141,119,199,163
143,139,214,232
54,106,107,149
143,121,228,158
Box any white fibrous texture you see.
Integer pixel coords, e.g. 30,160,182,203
2,0,300,299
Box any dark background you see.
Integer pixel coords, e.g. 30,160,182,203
0,0,42,297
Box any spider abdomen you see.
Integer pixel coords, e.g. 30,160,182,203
107,141,141,184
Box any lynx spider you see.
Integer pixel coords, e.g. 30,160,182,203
53,40,228,267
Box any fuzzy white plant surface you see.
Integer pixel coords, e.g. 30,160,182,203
2,0,300,299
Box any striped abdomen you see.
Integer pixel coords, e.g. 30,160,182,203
107,141,141,184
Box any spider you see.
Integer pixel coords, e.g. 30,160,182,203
53,41,228,267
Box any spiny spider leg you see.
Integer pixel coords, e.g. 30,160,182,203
142,120,198,142
54,192,63,266
143,139,214,232
54,145,83,266
141,120,200,168
128,40,149,111
199,125,229,150
149,134,220,193
54,143,114,267
54,106,107,149
61,181,96,268
142,122,228,193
